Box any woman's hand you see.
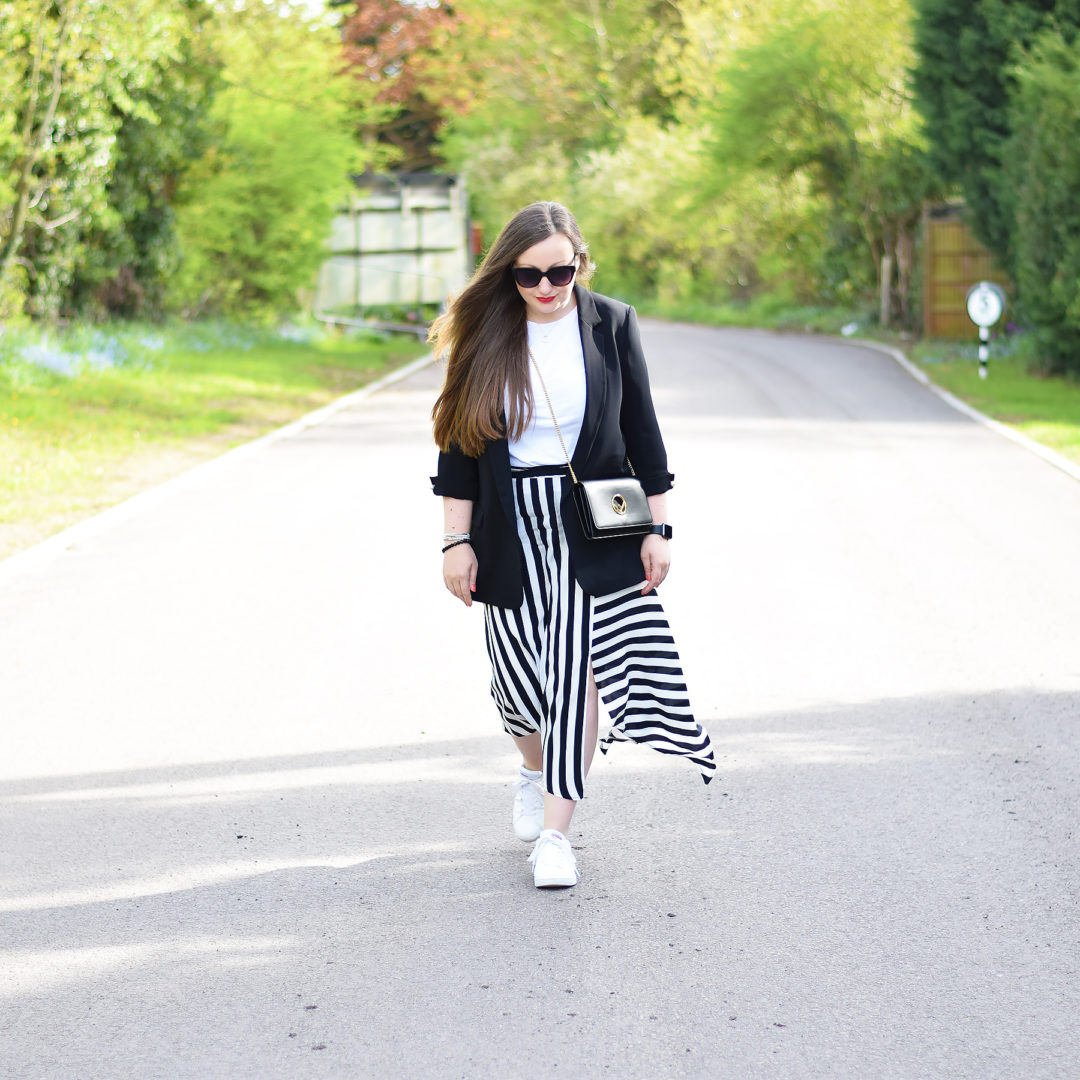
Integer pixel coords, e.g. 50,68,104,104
640,534,670,595
444,543,478,607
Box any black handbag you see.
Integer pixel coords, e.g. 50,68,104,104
530,349,653,540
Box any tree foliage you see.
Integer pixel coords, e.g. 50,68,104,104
708,0,938,320
338,0,460,171
1005,28,1080,374
0,0,209,317
434,0,683,233
13,0,1080,346
912,0,1080,266
0,0,390,320
168,1,364,317
433,0,933,322
68,1,220,318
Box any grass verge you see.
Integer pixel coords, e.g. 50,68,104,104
0,322,428,560
908,337,1080,468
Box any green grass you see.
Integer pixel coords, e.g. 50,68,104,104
0,322,428,558
909,337,1080,467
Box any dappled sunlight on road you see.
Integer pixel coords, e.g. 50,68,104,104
2,938,294,997
0,844,474,915
8,758,503,806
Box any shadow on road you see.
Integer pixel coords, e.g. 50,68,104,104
3,687,1076,1079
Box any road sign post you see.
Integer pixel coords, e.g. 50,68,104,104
965,281,1006,379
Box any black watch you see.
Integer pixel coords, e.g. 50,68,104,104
648,523,673,540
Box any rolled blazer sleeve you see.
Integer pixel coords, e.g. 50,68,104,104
617,305,675,496
431,443,480,500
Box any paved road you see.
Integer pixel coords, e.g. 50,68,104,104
2,322,1078,1079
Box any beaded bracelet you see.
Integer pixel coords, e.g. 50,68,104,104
441,538,472,554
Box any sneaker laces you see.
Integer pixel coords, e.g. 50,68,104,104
515,772,536,793
515,773,544,807
527,830,566,866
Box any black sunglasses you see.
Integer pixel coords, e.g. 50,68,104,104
511,262,577,289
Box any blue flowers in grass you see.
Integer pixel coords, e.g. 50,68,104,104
0,318,386,381
1,327,138,378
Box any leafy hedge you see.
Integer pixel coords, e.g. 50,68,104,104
1007,30,1080,375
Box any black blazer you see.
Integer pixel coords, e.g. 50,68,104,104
431,287,674,608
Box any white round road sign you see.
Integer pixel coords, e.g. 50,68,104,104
966,281,1006,328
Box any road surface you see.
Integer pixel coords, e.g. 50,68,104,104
2,322,1078,1079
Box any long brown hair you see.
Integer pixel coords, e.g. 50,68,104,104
430,201,593,457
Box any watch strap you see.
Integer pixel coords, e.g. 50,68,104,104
649,523,673,539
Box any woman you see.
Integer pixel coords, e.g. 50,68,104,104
430,201,714,889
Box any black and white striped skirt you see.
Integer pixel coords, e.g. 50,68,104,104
484,467,715,801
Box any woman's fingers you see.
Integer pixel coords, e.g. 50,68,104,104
640,535,670,594
641,548,656,594
445,572,471,605
443,545,478,607
446,573,472,605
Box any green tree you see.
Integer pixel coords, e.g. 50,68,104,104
168,1,368,317
572,113,827,305
435,0,684,239
1006,28,1080,374
706,0,937,323
420,0,934,317
68,1,220,317
0,0,202,317
912,0,1080,267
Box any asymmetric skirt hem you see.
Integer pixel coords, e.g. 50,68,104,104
484,470,715,801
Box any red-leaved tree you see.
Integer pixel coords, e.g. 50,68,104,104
338,0,465,171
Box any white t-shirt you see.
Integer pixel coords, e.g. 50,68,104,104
508,307,587,468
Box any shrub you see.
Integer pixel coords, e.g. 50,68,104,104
1006,29,1080,376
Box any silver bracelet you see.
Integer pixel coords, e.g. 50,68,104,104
442,532,470,542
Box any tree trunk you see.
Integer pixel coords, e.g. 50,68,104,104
0,3,74,282
880,252,893,328
895,218,916,328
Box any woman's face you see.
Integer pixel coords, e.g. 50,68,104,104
513,233,578,323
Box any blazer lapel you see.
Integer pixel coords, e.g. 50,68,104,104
572,285,607,473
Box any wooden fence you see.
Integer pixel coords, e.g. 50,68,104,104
922,205,1011,339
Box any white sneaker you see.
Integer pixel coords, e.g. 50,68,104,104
528,829,579,888
512,768,545,842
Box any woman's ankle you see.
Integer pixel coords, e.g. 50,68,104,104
542,792,577,834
